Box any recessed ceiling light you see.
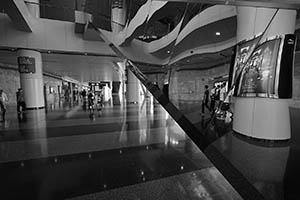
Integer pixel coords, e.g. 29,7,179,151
167,50,170,54
216,32,221,36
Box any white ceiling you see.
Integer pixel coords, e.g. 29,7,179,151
0,50,122,82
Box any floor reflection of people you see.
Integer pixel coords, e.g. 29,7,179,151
112,94,120,105
201,116,231,143
89,113,96,121
82,98,87,111
201,116,212,130
17,112,27,122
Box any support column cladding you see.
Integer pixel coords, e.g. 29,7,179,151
111,0,127,33
18,49,45,109
233,7,297,140
126,68,140,104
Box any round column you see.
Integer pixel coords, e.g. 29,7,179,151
233,7,297,140
111,0,127,33
126,68,140,104
25,0,40,18
18,49,45,109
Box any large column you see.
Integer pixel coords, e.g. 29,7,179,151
25,0,40,18
126,68,140,104
233,7,297,140
111,0,127,33
18,49,45,109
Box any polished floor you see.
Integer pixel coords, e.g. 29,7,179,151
0,95,241,200
174,100,300,200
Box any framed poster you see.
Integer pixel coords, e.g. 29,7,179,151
229,34,261,96
230,34,296,99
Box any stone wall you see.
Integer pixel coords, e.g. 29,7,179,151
169,64,229,108
0,64,20,105
0,62,63,106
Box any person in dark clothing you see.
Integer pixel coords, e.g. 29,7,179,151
88,91,95,113
16,88,26,113
210,85,217,112
81,89,87,110
201,85,211,116
0,89,8,121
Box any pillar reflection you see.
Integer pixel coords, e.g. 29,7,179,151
22,109,48,157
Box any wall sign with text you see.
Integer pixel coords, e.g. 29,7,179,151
18,56,36,74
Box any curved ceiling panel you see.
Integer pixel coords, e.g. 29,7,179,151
151,16,236,60
172,16,236,58
115,0,167,45
148,5,236,56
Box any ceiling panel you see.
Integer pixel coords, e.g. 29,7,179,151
0,50,122,82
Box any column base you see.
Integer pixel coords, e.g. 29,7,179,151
127,101,138,104
233,131,290,146
25,106,45,110
233,97,291,140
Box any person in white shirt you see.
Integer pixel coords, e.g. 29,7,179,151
219,82,227,103
0,89,8,121
216,82,227,117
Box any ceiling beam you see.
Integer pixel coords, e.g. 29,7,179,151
153,0,300,9
2,0,34,32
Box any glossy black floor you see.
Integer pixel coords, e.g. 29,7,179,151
174,100,300,200
0,144,207,199
0,96,241,200
1,90,300,199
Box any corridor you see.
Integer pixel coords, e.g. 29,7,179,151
0,94,241,200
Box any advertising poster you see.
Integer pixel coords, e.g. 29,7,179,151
230,35,261,96
238,37,281,97
230,34,296,99
18,56,36,73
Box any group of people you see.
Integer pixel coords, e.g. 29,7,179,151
81,89,104,114
0,88,26,122
201,82,232,120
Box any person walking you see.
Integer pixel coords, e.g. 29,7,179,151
216,82,227,117
201,85,211,116
210,85,217,112
219,82,227,107
88,90,95,113
16,88,26,113
0,89,8,122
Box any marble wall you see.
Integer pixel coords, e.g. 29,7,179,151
0,62,63,106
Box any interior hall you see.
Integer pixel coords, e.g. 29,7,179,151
1,0,300,200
